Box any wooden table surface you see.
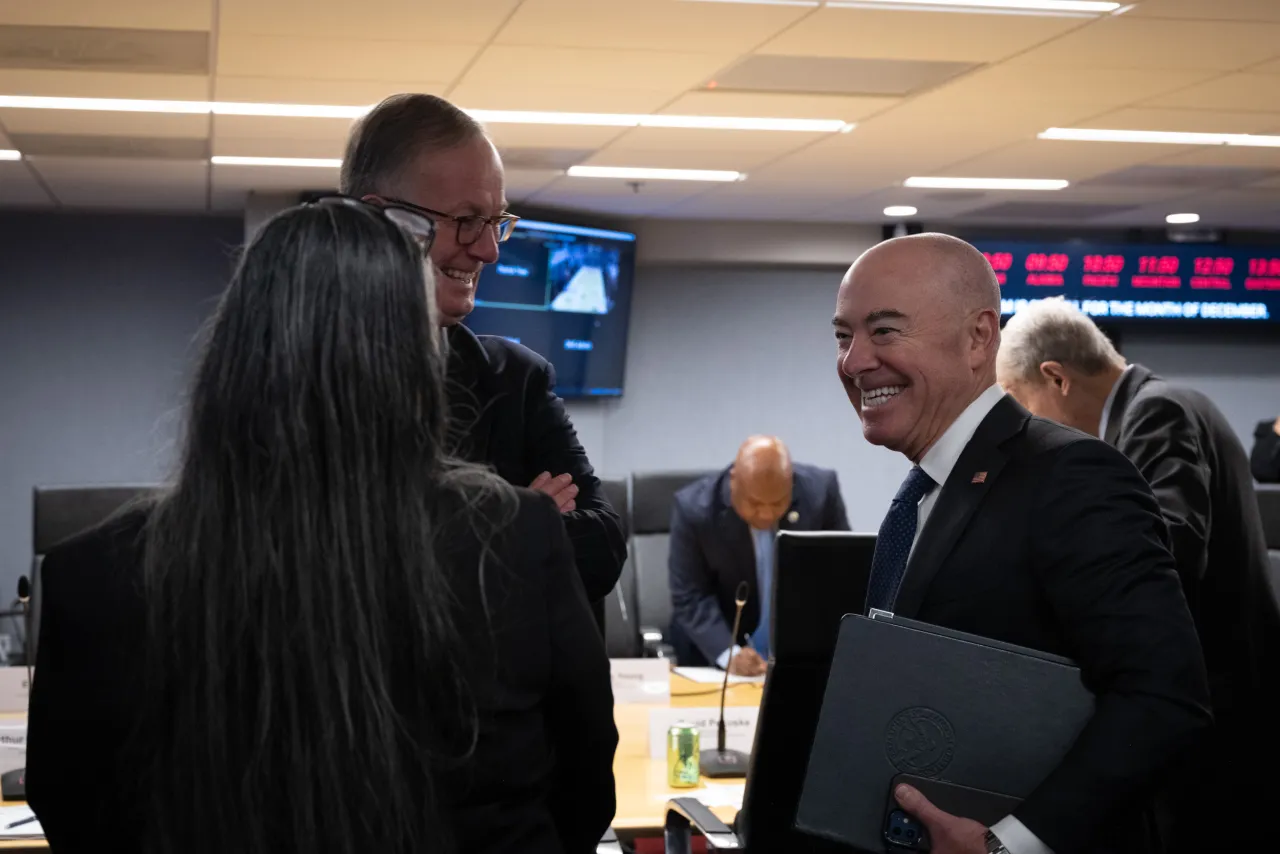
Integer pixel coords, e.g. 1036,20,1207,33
612,673,764,832
0,672,764,848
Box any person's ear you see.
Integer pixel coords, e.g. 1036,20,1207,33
1038,361,1070,395
970,309,1000,365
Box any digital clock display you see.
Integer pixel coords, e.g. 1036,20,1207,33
973,240,1279,322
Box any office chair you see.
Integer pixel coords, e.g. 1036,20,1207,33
27,484,159,663
663,531,878,853
629,470,715,657
600,477,642,658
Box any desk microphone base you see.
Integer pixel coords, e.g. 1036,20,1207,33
1,768,25,801
699,748,749,779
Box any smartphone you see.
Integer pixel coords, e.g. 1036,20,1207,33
883,774,1023,851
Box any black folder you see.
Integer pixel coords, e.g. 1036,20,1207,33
795,614,1095,852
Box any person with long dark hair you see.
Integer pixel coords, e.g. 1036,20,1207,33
25,198,618,854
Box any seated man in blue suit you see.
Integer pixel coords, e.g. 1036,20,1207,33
668,436,850,674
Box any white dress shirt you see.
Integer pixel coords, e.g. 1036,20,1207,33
906,383,1055,854
1096,363,1133,441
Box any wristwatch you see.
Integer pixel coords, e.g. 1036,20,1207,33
984,829,1010,854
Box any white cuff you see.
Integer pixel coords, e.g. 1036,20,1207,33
715,645,741,670
991,816,1054,854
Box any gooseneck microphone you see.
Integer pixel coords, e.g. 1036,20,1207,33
699,580,752,779
2,577,32,801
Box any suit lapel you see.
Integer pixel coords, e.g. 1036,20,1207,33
716,473,755,584
1103,364,1152,447
446,324,498,463
893,396,1029,618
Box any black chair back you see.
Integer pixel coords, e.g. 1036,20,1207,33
1258,484,1280,550
737,531,877,853
29,484,159,661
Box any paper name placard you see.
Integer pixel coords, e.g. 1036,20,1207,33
0,668,30,714
648,706,759,760
0,724,25,775
610,658,671,704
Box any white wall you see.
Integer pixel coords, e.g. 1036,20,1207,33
567,261,1280,532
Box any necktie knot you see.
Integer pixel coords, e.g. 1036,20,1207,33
894,466,936,506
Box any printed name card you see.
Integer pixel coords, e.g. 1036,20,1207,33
0,668,29,715
609,658,671,704
647,706,759,760
0,724,25,775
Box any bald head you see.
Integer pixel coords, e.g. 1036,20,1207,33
833,233,1003,462
729,436,794,530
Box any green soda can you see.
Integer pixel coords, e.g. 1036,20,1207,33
667,723,701,788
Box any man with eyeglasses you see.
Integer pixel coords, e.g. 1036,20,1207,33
340,93,626,631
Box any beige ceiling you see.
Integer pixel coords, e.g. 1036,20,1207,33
0,0,1277,229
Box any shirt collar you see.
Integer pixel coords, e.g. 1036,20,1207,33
918,384,1006,488
1097,363,1133,440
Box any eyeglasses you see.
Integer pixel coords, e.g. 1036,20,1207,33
376,196,520,246
308,194,437,258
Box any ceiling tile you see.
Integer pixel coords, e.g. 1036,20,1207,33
505,168,564,204
0,159,53,206
0,0,212,30
210,134,344,160
662,179,872,221
218,0,519,42
1126,0,1280,23
456,44,733,93
484,122,627,151
929,65,1218,108
711,55,976,97
30,155,208,209
598,126,827,156
446,81,675,114
211,161,337,195
1152,146,1280,169
211,114,355,145
496,0,810,52
1014,17,1280,70
0,68,210,99
1142,74,1280,113
1077,107,1280,133
0,106,208,138
527,174,710,217
663,91,897,122
941,139,1199,182
213,76,449,106
758,7,1080,63
1253,58,1280,74
216,35,479,83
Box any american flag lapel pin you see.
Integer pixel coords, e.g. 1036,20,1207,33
971,471,987,484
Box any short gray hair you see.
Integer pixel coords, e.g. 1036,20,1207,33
997,297,1123,383
340,93,486,197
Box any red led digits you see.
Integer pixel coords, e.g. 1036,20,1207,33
1138,256,1179,275
983,252,1013,272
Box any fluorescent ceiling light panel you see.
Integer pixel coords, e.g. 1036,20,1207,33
1166,213,1200,225
884,205,918,216
567,165,743,182
0,149,20,161
905,176,1068,190
826,0,1121,13
0,95,848,133
1040,127,1280,147
211,156,342,168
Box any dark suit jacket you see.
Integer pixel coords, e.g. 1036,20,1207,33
1252,418,1280,483
446,324,626,628
1104,366,1280,839
26,490,618,854
669,463,849,665
889,395,1210,854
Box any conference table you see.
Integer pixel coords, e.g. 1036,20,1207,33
612,671,764,837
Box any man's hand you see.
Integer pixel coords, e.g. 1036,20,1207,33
1272,415,1280,436
530,471,578,513
895,784,987,854
728,647,766,676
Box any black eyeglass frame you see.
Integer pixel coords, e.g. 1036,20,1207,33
369,195,520,246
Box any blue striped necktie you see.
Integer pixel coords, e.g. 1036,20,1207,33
867,466,936,612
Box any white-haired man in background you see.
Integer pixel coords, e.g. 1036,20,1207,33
996,297,1280,854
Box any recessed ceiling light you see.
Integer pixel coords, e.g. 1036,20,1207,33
1166,213,1200,225
567,165,744,182
0,149,20,161
211,156,342,168
1039,127,1280,147
884,205,918,216
904,176,1069,190
0,95,850,133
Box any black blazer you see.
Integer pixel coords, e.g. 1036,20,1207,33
669,463,849,664
447,324,626,627
890,395,1210,854
1252,418,1280,483
26,490,618,854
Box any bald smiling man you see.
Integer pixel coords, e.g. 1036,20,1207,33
668,436,849,675
832,234,1210,854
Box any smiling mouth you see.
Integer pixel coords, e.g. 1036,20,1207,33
861,385,905,408
438,266,478,287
